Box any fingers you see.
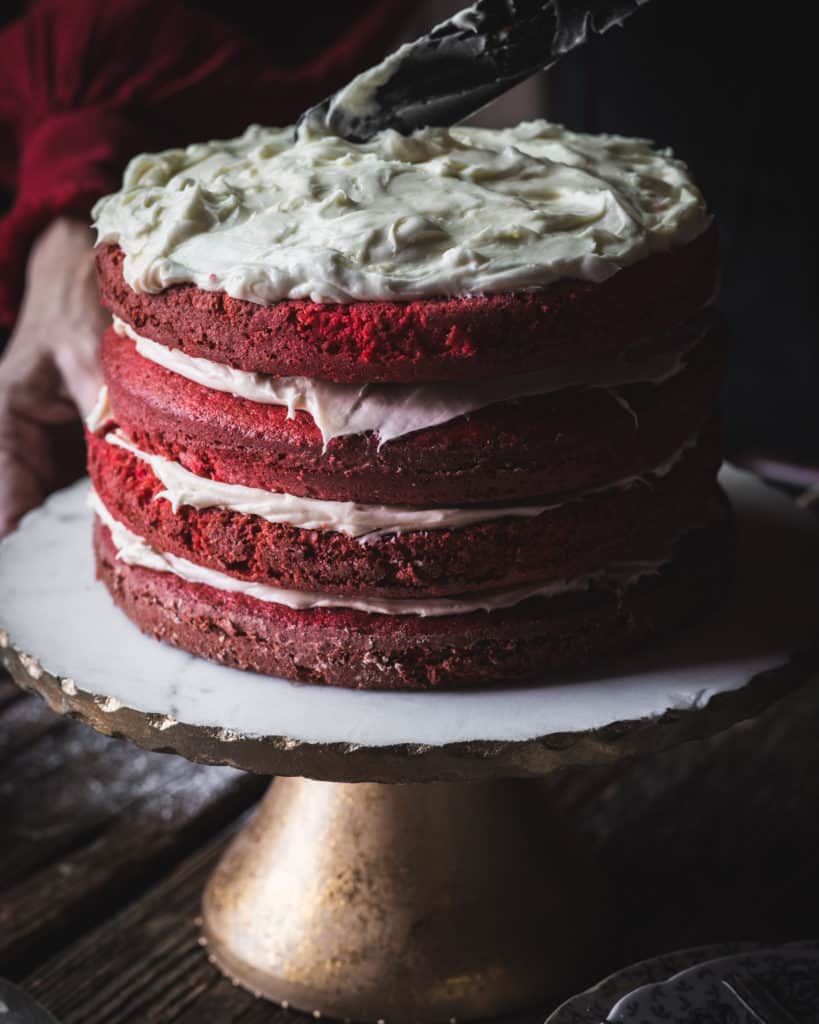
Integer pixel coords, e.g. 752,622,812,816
0,216,105,534
0,449,47,538
0,382,86,537
0,389,59,490
0,348,79,426
54,327,105,416
0,346,84,536
15,215,108,417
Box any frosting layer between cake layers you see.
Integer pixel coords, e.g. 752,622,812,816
92,308,719,445
111,315,705,447
98,428,700,538
96,318,724,506
91,489,666,617
93,507,732,689
87,413,721,599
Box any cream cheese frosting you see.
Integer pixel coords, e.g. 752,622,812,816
91,489,665,617
114,316,704,447
93,120,709,304
85,385,113,433
105,430,550,538
102,428,698,540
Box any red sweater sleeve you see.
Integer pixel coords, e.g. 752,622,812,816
0,0,412,327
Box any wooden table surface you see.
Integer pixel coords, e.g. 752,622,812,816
2,488,819,1023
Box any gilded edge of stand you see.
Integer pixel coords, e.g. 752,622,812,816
2,633,817,783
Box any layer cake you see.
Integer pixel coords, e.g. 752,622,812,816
86,121,729,689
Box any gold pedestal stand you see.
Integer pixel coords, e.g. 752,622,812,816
6,640,813,1022
202,777,591,1021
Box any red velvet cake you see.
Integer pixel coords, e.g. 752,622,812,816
94,226,719,383
86,120,729,689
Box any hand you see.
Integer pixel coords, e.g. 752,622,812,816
0,218,109,536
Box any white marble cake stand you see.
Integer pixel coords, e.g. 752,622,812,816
2,466,818,1022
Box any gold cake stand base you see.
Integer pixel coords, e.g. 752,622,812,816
202,776,596,1022
5,634,816,1023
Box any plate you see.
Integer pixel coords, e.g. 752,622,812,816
547,942,819,1023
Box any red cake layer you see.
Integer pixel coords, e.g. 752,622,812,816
95,226,718,384
94,508,733,691
88,425,721,598
101,324,725,505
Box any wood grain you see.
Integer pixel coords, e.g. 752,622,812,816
0,690,65,763
0,688,265,979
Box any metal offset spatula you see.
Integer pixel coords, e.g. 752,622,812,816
299,0,650,142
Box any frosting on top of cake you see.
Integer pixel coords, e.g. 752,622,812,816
93,120,709,304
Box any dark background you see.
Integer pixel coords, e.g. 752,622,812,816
548,1,817,465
